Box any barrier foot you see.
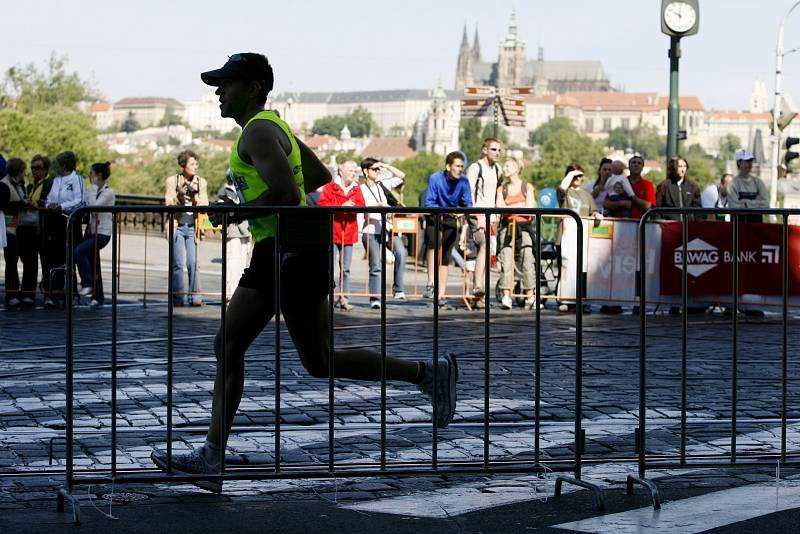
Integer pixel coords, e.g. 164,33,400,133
554,476,606,511
57,488,81,525
626,474,661,510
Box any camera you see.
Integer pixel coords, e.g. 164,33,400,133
184,183,198,198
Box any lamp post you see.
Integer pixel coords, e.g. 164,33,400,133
770,0,800,210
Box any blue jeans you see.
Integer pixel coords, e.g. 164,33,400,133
75,233,110,303
173,224,200,304
333,243,353,296
362,233,406,302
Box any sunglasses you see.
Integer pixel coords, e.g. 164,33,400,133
369,167,381,171
487,147,503,152
31,165,44,171
228,53,248,62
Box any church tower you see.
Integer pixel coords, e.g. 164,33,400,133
455,24,474,90
472,26,481,63
425,83,459,155
497,10,527,88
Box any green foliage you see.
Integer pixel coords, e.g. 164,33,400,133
120,112,141,133
527,129,605,190
459,118,483,163
311,106,381,137
606,124,665,159
158,106,184,127
718,133,741,161
112,150,231,196
683,144,716,189
0,107,108,175
528,116,576,147
0,53,97,112
393,152,442,206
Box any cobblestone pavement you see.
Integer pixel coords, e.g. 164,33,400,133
2,233,800,519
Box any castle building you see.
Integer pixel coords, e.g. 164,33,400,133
455,11,612,94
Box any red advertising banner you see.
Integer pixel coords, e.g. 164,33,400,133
659,221,800,296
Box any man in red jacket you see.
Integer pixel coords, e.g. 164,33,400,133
318,160,365,310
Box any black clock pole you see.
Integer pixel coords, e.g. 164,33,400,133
667,36,681,164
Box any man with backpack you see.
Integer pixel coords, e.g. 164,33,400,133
466,138,503,309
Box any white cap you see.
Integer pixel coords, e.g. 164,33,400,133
735,149,755,161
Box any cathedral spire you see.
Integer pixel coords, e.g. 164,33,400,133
460,24,469,51
472,25,481,62
502,9,524,48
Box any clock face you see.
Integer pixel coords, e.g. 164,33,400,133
664,2,697,33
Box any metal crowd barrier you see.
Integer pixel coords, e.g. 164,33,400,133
54,204,590,525
630,207,800,509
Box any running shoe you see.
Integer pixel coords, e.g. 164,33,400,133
500,295,513,310
151,448,222,493
418,353,459,428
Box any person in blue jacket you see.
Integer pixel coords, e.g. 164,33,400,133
422,151,472,308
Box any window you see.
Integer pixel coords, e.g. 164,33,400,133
621,118,630,130
585,119,594,132
603,118,612,132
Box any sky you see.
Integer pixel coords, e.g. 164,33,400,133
4,0,800,111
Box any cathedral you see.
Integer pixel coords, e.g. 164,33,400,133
455,12,613,94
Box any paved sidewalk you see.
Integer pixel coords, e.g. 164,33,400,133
2,233,800,531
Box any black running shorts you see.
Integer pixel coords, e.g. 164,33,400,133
238,238,330,312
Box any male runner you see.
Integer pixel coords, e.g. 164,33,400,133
151,53,458,492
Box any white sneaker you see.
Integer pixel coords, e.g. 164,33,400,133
43,297,55,308
79,287,92,297
7,298,20,308
151,447,221,493
394,292,406,300
21,297,35,307
500,295,513,310
370,301,381,309
418,353,459,429
89,300,103,307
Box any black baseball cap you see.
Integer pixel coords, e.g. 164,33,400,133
201,53,274,91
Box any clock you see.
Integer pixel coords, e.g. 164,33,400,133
661,0,699,37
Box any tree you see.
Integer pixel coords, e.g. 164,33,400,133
528,116,576,147
0,53,98,112
0,107,107,176
310,106,381,137
528,129,605,189
606,124,665,160
158,105,184,127
120,112,141,133
683,144,716,189
393,152,443,206
718,133,741,161
459,118,483,163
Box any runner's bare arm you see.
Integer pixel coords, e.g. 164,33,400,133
240,121,302,206
297,137,332,193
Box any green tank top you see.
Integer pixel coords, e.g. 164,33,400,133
229,110,306,243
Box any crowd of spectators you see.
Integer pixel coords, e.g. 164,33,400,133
0,151,115,308
0,143,771,312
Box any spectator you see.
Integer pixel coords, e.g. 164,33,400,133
701,173,733,221
656,155,702,220
588,158,613,214
423,151,472,309
727,149,768,223
604,160,636,218
165,150,209,307
75,162,115,307
360,158,407,309
557,169,601,314
728,149,768,317
603,156,656,220
28,155,53,301
495,157,538,310
318,160,364,311
43,151,86,307
215,171,252,300
466,138,503,309
0,155,6,254
1,158,39,307
558,170,603,219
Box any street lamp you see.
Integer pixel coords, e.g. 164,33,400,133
660,0,700,165
770,0,800,210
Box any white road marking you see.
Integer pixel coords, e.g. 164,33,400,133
552,480,800,533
